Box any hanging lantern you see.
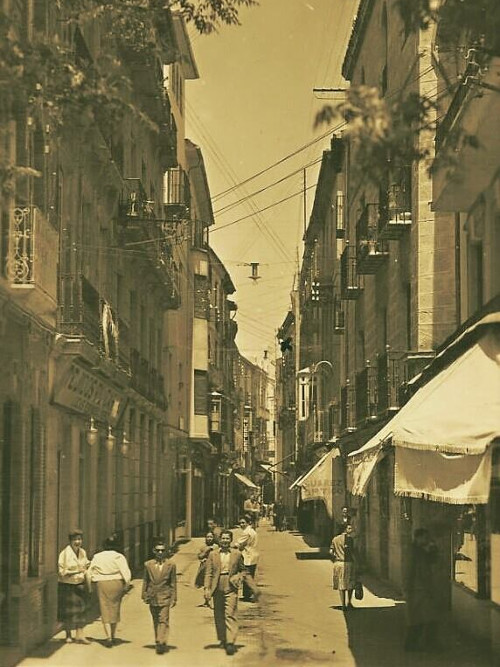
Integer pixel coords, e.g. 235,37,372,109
87,417,98,446
105,426,115,452
120,432,130,456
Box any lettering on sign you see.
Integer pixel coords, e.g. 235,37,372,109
54,362,125,424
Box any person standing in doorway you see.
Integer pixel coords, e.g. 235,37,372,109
57,529,91,644
336,506,352,535
87,534,131,647
404,528,441,652
204,529,246,656
330,523,359,610
236,514,260,602
142,537,177,655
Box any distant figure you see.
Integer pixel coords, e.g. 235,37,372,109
204,529,246,656
87,534,131,647
243,496,255,526
336,506,352,535
330,523,359,610
57,529,91,645
273,499,285,532
404,528,440,652
142,537,177,655
251,496,261,528
195,531,218,604
207,518,222,544
237,514,260,602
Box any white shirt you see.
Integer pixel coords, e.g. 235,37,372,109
237,526,259,566
219,550,231,573
58,544,90,584
88,550,131,584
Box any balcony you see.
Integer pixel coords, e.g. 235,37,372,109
433,52,500,211
356,204,389,274
59,275,101,348
165,167,191,222
378,184,412,240
355,365,378,425
159,112,178,170
130,349,166,408
333,293,345,334
6,205,58,319
340,245,363,300
340,383,356,434
118,178,153,224
377,350,435,415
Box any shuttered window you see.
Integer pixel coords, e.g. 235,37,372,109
194,370,208,415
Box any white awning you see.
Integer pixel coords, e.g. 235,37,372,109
289,471,308,491
348,323,500,504
233,472,259,489
298,448,343,518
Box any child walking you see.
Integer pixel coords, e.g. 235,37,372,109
142,537,177,655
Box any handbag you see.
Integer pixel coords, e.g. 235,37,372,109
354,581,364,600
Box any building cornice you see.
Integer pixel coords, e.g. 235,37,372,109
342,0,376,81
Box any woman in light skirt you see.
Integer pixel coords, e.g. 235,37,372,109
330,523,358,610
87,535,131,647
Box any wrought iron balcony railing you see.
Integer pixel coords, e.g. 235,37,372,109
340,245,363,300
356,204,389,274
355,365,378,425
340,382,356,434
378,184,412,240
7,205,58,300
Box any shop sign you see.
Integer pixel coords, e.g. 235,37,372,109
53,361,126,424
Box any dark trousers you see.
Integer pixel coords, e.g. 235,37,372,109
149,604,170,645
242,564,257,600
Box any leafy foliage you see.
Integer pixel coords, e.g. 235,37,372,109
0,0,258,193
315,0,500,185
315,86,435,184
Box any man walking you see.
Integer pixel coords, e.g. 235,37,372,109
237,514,260,601
142,537,177,655
207,517,222,544
204,530,246,656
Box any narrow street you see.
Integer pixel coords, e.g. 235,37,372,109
20,520,491,667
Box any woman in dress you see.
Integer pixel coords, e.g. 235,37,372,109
57,528,91,644
195,531,217,604
87,534,131,647
330,522,358,610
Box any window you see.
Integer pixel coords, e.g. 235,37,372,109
194,370,208,415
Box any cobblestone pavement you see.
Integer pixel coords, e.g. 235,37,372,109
20,520,493,666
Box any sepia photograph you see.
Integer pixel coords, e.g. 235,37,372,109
0,0,499,665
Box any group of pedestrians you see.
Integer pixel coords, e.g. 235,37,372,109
58,531,131,647
57,515,260,657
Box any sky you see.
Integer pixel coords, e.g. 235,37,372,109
186,0,358,363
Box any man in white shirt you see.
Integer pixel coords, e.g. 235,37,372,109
236,514,260,601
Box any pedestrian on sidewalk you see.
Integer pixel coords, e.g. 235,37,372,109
87,534,131,648
142,537,177,655
236,514,260,602
57,528,91,645
330,522,359,610
273,498,285,532
404,528,441,652
195,531,218,604
204,529,246,656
